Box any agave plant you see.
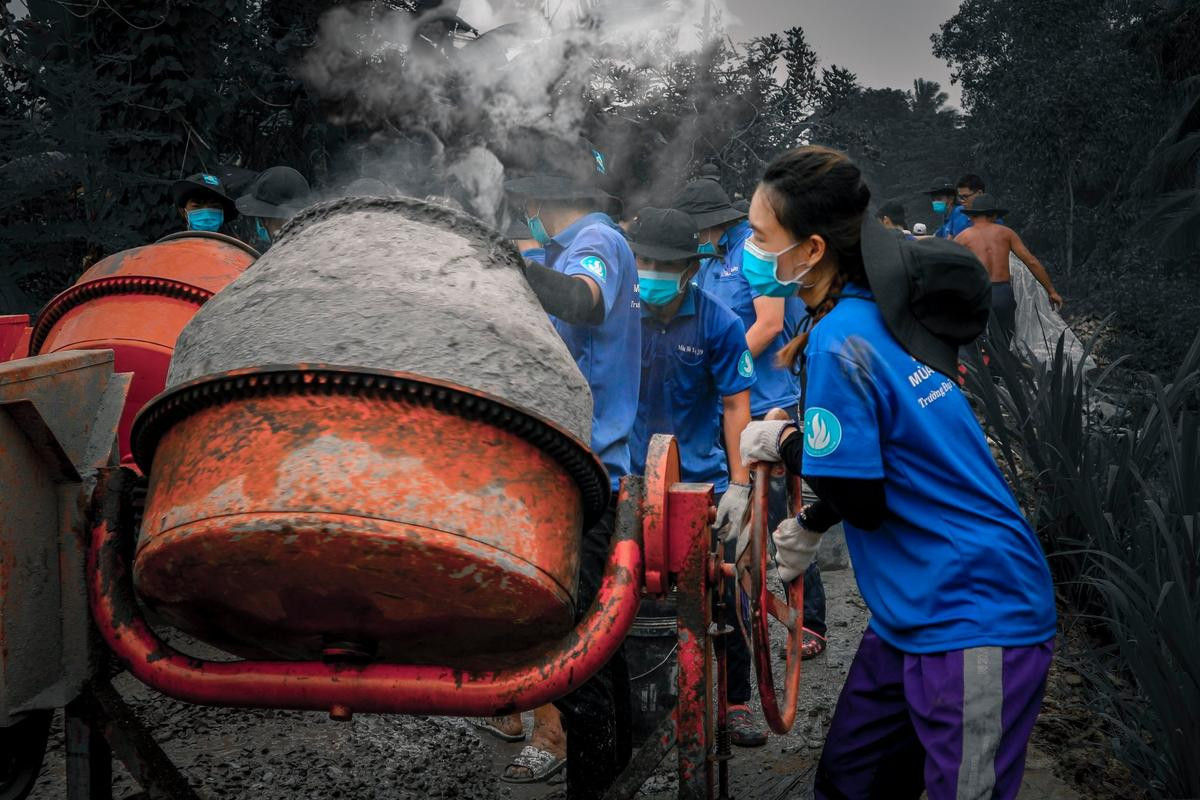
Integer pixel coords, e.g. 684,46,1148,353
964,328,1200,797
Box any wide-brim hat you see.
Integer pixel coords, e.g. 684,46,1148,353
923,176,955,196
501,130,617,206
236,166,310,219
171,173,238,219
860,217,992,378
962,193,1008,217
502,174,615,203
673,178,746,230
628,207,705,263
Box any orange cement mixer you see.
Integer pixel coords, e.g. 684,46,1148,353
131,198,607,668
31,231,258,465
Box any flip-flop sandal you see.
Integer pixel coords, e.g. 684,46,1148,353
801,628,827,660
467,717,525,743
501,744,567,784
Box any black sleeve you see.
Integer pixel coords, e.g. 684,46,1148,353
780,431,887,531
523,260,604,325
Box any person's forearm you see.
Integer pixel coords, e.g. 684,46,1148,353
745,318,783,357
523,261,603,325
1023,259,1057,294
779,432,886,530
722,395,752,484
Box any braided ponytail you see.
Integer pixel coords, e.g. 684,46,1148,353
777,273,847,368
754,146,872,370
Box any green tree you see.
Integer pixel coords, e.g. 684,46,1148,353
933,0,1167,273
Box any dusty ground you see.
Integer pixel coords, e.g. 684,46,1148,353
29,561,1120,800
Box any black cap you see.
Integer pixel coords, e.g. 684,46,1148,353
236,166,310,219
171,173,238,219
876,199,907,225
502,131,615,204
628,208,704,263
860,217,992,378
924,176,956,196
672,179,746,230
732,198,750,214
961,193,1009,217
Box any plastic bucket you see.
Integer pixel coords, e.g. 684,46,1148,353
626,594,679,738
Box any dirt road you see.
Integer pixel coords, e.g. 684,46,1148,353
30,563,1083,799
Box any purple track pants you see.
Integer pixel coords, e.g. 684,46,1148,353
815,630,1053,800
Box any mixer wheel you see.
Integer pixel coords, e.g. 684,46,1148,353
0,710,51,800
737,464,804,735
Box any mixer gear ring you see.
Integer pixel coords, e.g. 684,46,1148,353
131,365,612,527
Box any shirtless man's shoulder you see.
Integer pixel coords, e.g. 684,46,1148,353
954,221,1012,282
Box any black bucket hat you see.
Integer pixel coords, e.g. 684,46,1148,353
236,166,310,219
171,173,238,219
961,193,1008,217
502,133,616,204
628,208,704,263
672,179,746,230
860,217,992,378
924,176,956,196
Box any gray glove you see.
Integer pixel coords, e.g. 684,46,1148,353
739,420,794,467
715,483,751,543
772,517,822,583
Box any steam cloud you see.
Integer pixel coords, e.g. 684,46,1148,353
299,0,735,225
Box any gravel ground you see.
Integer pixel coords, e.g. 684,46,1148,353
27,561,1108,800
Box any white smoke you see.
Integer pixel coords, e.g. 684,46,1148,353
300,0,735,225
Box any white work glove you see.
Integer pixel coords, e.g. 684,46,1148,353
714,483,750,543
739,420,794,467
772,517,822,584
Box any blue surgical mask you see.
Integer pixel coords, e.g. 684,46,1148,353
698,241,717,256
932,200,948,215
741,239,808,297
255,218,272,244
187,208,224,232
638,269,685,307
526,212,552,246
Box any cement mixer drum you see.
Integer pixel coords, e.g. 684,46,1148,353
132,198,607,667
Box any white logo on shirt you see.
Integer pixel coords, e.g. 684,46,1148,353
907,364,935,387
917,380,955,409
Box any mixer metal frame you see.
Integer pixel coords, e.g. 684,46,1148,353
1,348,804,800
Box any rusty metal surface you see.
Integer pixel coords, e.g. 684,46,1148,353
91,468,645,718
0,351,127,727
31,235,255,465
0,315,31,363
668,484,716,800
131,367,611,665
745,464,803,736
84,681,203,800
641,435,679,595
131,365,610,522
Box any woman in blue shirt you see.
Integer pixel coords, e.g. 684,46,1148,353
737,146,1056,800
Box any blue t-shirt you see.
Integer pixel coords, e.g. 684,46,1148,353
544,213,641,491
801,285,1055,653
521,246,547,264
631,287,755,493
696,220,801,416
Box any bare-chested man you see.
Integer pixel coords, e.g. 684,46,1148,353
954,194,1063,345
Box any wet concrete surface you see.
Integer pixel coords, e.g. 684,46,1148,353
28,566,1081,799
